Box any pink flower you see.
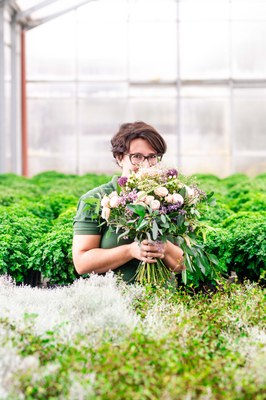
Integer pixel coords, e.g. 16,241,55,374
145,195,155,205
101,207,110,220
165,194,173,203
154,186,168,197
109,191,119,198
172,193,184,205
136,191,147,202
117,176,128,186
150,199,160,210
101,196,110,207
109,196,120,208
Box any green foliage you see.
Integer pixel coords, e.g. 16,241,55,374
28,218,76,285
2,282,265,399
227,191,266,213
0,208,49,282
0,171,265,286
206,212,266,283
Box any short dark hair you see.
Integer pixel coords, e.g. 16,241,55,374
111,121,167,161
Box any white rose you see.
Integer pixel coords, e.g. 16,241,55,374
165,194,173,203
109,196,120,208
101,207,110,220
101,196,110,207
109,191,119,198
145,195,155,205
150,199,160,210
136,191,147,202
172,193,184,205
154,187,169,197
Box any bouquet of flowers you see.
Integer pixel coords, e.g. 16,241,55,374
87,165,218,286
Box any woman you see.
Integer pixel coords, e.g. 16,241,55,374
72,121,185,283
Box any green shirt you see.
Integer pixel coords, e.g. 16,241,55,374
73,176,139,282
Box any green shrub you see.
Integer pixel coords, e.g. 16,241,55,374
28,210,77,285
206,212,266,283
199,200,233,225
227,192,266,213
0,208,50,283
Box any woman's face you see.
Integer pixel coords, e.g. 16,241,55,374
119,138,159,177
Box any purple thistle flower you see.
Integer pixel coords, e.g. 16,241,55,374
166,168,178,178
118,176,128,186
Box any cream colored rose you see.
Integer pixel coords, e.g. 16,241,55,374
101,195,110,207
172,193,184,205
150,199,160,210
145,195,155,205
136,191,147,202
101,207,110,220
109,196,120,208
154,186,168,197
165,194,173,203
109,191,119,198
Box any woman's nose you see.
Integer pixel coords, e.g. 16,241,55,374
141,158,150,167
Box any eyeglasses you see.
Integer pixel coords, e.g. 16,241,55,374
128,153,162,166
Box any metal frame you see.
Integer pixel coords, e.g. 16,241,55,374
0,0,97,174
0,1,6,173
16,0,96,30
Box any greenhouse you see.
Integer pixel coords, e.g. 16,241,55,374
0,2,266,399
1,0,266,177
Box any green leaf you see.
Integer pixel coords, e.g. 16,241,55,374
152,220,159,240
127,204,146,218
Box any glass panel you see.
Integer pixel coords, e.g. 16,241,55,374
180,155,231,178
77,0,127,22
78,82,128,99
77,21,127,80
27,83,76,98
180,21,229,79
78,99,128,173
232,22,266,78
4,45,11,81
231,2,266,20
129,85,177,98
180,95,230,153
181,84,229,97
4,19,11,46
129,22,177,81
180,2,229,20
26,13,76,80
234,156,266,176
128,0,177,21
78,134,119,174
5,81,11,167
27,99,77,175
127,98,177,134
233,90,266,152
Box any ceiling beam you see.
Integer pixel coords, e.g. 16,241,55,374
16,0,96,30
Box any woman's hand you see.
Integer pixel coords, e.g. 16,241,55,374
130,239,165,263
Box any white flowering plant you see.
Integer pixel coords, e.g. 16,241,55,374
86,165,218,286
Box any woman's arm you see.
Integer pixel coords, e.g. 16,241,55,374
72,235,184,275
163,240,185,272
73,235,132,274
73,235,162,275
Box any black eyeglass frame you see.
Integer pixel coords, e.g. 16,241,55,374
128,153,162,166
